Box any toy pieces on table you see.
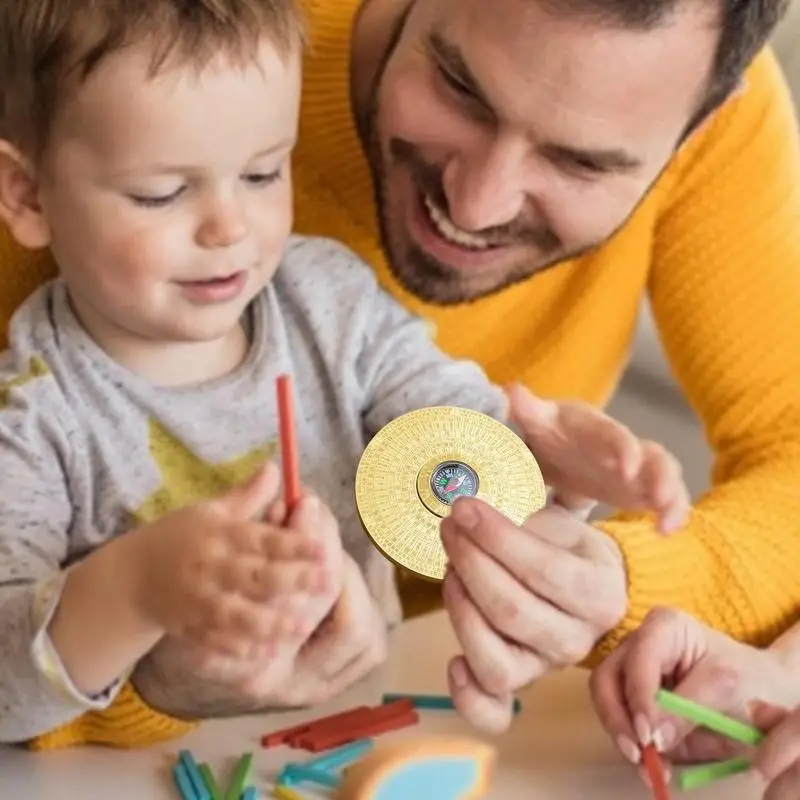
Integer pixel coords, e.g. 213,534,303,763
224,752,254,800
381,693,523,716
262,705,372,747
300,706,418,753
173,749,211,800
334,735,497,800
262,698,416,752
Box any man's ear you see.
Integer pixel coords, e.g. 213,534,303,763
0,140,51,249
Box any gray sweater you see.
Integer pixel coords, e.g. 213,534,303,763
0,235,505,741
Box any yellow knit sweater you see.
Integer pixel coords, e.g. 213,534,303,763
8,0,800,751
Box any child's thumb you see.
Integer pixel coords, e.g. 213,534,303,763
222,462,280,520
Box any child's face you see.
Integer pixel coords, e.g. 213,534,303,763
35,37,300,345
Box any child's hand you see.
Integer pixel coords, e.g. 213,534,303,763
133,552,375,719
506,383,690,532
131,462,343,663
589,607,799,767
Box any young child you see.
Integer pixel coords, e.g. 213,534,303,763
0,0,689,748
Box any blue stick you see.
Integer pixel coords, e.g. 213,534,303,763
178,750,210,800
305,739,373,772
283,764,341,789
173,762,199,800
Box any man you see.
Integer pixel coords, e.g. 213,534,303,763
0,0,798,745
289,0,800,733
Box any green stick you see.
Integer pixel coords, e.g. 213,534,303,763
655,689,764,745
199,763,221,800
224,752,253,800
678,757,752,790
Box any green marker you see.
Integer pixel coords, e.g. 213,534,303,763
678,757,752,790
655,689,764,746
225,752,254,800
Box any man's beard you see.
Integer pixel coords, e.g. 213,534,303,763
366,115,569,304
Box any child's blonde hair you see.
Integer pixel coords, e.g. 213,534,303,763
0,0,305,156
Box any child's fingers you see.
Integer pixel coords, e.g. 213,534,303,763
656,484,691,533
227,554,333,602
285,492,341,545
260,529,327,562
561,405,643,478
266,498,287,525
637,441,690,531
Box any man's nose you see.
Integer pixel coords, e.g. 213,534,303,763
441,139,528,232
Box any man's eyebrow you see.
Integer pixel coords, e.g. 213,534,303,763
541,142,643,171
425,30,491,107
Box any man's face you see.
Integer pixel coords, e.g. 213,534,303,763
367,0,719,304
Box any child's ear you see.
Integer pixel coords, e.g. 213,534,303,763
0,141,51,249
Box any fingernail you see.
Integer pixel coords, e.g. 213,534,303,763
653,721,675,752
451,500,477,529
303,495,320,516
634,713,653,745
450,657,469,688
617,734,641,764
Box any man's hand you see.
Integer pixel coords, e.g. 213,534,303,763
441,499,627,733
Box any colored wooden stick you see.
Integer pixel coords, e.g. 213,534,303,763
179,750,211,800
656,689,764,745
173,762,199,800
305,739,374,772
641,744,670,800
276,374,301,513
678,757,752,790
199,763,221,800
225,752,254,800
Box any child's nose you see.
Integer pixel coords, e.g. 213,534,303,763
197,197,249,248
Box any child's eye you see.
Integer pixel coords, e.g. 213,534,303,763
243,168,283,187
128,186,186,207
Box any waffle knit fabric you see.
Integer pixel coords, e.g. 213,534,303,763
4,0,800,750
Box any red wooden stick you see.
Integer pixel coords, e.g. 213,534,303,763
642,744,670,800
276,374,301,514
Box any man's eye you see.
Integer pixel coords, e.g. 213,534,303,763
437,66,474,99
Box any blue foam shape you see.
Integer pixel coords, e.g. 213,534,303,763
241,787,258,800
372,757,480,800
172,762,199,800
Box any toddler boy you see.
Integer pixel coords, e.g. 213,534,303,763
0,0,688,748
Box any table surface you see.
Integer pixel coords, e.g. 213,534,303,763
0,611,762,799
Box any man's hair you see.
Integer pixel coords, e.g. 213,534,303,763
0,0,306,155
544,0,791,118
